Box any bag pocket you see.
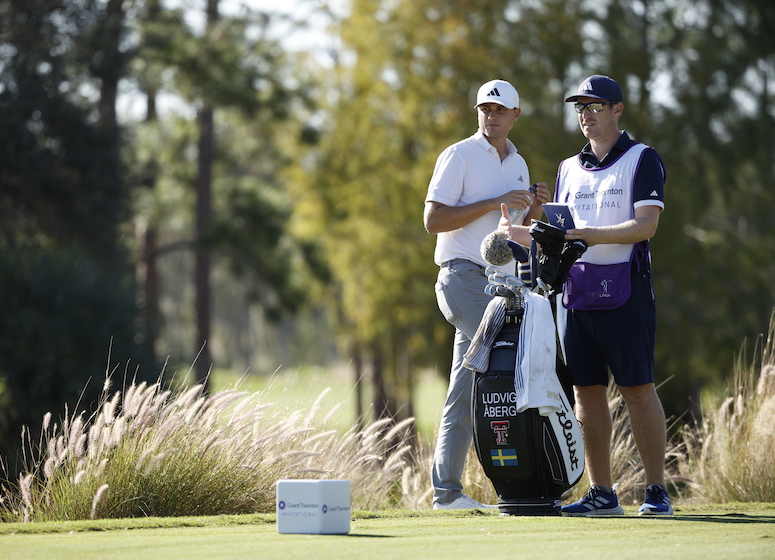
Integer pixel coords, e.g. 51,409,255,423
562,261,632,310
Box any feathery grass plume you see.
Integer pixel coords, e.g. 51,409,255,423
275,405,426,510
0,375,425,521
676,312,775,503
398,435,435,508
90,484,109,520
19,474,33,515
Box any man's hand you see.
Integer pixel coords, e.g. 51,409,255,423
563,205,661,246
525,182,550,223
424,186,537,235
497,204,532,247
529,182,551,207
495,189,534,213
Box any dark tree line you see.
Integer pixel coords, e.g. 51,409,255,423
0,0,154,470
0,0,308,471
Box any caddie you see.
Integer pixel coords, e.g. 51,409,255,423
555,75,672,516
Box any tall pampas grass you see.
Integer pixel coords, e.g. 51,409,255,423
675,314,775,503
0,378,419,522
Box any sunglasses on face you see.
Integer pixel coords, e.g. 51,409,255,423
573,101,615,114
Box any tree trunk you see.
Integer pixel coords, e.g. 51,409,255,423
97,0,123,130
139,49,161,356
371,342,394,419
142,227,161,358
352,341,364,430
193,0,220,391
397,342,415,427
194,106,214,391
93,0,125,259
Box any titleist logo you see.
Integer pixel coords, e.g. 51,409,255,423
556,409,579,470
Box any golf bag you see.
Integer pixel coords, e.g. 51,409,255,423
471,230,586,515
472,301,584,515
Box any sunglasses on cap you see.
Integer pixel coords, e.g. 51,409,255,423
573,101,615,114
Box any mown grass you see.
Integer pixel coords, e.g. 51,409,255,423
1,502,772,535
1,505,774,560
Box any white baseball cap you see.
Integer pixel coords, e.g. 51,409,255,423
475,79,520,109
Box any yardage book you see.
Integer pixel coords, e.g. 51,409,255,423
542,203,575,231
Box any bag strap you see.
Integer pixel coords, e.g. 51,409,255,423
631,240,651,273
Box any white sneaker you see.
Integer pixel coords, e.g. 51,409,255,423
433,495,497,510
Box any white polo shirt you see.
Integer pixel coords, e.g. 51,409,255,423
426,130,530,271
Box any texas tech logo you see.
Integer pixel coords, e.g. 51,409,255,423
491,420,509,445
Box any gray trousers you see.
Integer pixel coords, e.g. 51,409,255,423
432,259,492,505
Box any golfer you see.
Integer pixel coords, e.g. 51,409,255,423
424,79,549,509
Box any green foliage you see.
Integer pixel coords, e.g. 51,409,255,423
130,1,292,114
0,0,128,260
123,3,317,371
206,186,299,317
287,0,775,424
638,0,775,417
0,245,156,473
0,0,160,476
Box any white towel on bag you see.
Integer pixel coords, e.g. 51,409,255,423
463,287,565,417
515,290,564,416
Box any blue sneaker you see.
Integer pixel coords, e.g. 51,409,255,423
561,485,625,516
638,484,674,515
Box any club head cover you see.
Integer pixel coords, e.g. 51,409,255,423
506,240,529,263
528,220,565,250
528,220,566,288
549,239,589,297
563,239,588,262
480,230,514,266
520,239,539,289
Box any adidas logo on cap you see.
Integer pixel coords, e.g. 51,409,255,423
564,74,623,103
475,79,520,109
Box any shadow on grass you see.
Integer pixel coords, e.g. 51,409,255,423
345,534,395,538
643,513,775,524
